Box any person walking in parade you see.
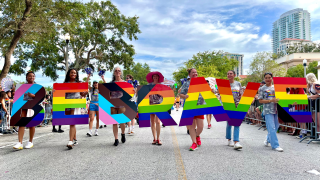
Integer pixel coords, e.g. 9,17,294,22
225,70,243,150
180,68,205,151
258,72,283,152
146,71,165,145
86,73,106,137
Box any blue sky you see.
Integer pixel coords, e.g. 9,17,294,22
2,0,320,86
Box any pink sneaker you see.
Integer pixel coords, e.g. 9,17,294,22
208,124,212,129
196,136,201,146
189,143,198,151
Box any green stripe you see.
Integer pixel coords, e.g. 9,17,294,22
40,109,45,113
183,99,222,110
235,104,251,112
221,102,236,111
53,104,86,111
278,99,308,107
139,104,172,113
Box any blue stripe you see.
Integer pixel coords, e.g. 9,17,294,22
12,84,42,115
225,110,247,119
52,111,88,119
181,106,225,118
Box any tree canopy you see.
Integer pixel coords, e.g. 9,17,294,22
243,51,286,85
286,61,318,78
1,0,141,81
123,62,151,85
173,50,239,88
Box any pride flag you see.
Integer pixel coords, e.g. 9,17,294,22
179,77,229,126
11,84,45,127
99,82,137,125
216,79,260,126
273,77,312,123
52,83,88,125
137,84,177,127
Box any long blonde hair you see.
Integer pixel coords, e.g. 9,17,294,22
306,73,317,90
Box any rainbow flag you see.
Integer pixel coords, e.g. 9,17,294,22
273,77,312,123
99,82,137,125
52,83,88,125
11,84,45,127
216,79,260,126
179,77,229,126
137,84,177,127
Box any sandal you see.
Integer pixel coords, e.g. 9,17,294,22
152,139,157,145
157,140,162,146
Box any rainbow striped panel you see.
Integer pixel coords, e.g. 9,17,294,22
273,77,312,123
52,83,88,125
137,84,177,127
11,84,45,127
216,79,260,126
98,82,137,125
179,77,230,126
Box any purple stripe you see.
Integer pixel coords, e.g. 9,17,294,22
52,118,88,125
291,115,313,123
179,117,194,126
139,120,150,127
26,120,41,127
227,118,243,126
213,113,230,122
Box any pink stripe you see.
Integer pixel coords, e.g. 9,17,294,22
99,107,119,125
13,84,32,103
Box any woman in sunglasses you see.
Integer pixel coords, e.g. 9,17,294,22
258,72,283,152
86,74,106,137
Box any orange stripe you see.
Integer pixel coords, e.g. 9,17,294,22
143,90,174,99
53,89,87,97
218,87,232,95
274,84,307,91
242,89,258,97
188,84,211,93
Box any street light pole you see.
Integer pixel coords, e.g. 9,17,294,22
303,59,307,77
65,33,70,74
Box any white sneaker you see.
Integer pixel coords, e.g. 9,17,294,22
73,140,78,145
228,140,234,147
67,141,73,149
25,142,34,149
87,131,92,137
0,133,3,135
94,130,98,136
13,142,23,150
274,147,283,152
131,126,134,134
264,140,269,147
127,127,131,134
234,142,242,150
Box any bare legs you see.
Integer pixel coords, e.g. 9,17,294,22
188,118,203,143
150,114,161,140
66,109,76,141
111,107,126,140
89,111,99,130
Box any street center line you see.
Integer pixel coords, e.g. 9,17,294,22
171,126,187,180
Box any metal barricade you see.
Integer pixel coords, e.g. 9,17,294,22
245,99,318,144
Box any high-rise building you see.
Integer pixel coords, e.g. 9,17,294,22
272,8,311,54
222,52,244,76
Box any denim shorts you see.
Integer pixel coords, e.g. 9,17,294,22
89,102,99,111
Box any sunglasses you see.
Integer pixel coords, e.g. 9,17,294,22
115,70,121,72
264,72,273,76
93,82,98,84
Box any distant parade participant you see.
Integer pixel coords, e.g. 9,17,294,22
86,73,106,137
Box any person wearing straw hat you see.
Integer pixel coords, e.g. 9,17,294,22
146,71,164,145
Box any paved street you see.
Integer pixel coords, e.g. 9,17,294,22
1,108,320,180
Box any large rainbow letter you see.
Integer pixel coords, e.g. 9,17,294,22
98,82,137,125
273,77,312,123
179,77,229,126
216,79,260,126
52,83,88,125
11,84,45,127
137,84,177,127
